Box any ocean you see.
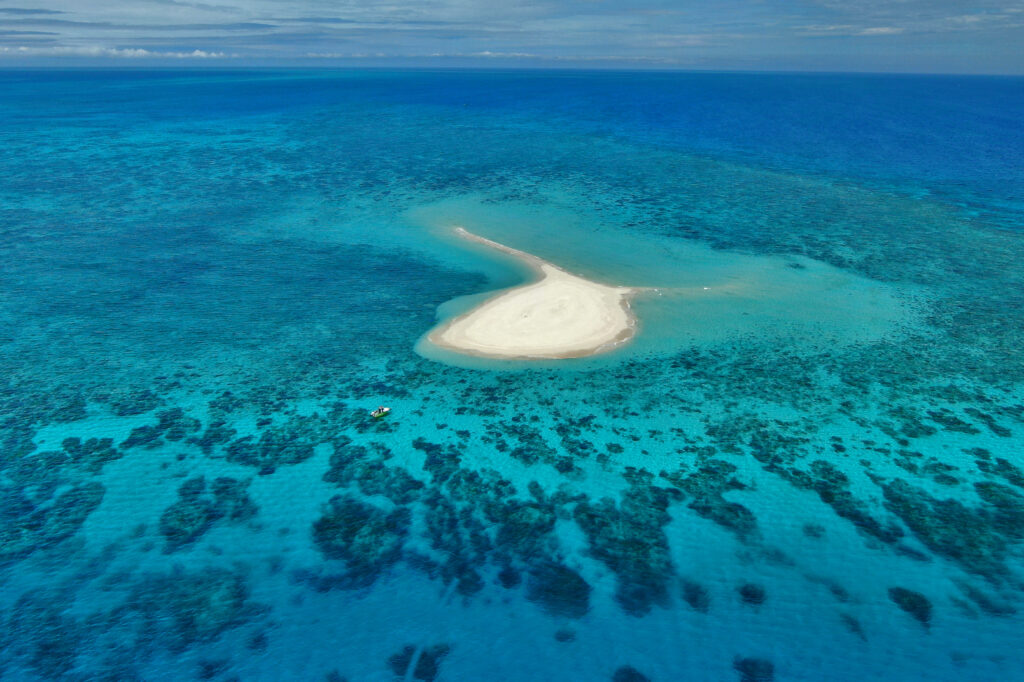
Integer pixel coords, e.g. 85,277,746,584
1,68,1023,681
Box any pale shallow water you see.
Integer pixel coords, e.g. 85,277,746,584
1,69,1023,682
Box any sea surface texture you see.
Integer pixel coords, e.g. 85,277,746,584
1,69,1023,681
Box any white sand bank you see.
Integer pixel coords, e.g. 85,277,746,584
428,228,638,359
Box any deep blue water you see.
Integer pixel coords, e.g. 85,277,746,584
1,69,1023,681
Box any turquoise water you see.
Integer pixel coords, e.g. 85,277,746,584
1,69,1023,681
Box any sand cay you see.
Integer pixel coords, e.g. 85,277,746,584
429,228,639,359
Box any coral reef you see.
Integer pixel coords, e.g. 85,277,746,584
613,665,651,682
3,75,1024,681
312,495,410,587
223,417,319,473
738,583,766,606
526,561,592,619
123,568,260,652
323,437,425,504
670,461,758,539
6,591,84,679
574,470,674,615
680,578,711,613
888,587,932,628
108,389,162,417
0,479,104,563
840,613,866,640
158,476,257,552
882,479,1012,580
387,644,451,682
734,657,774,682
62,436,123,472
783,461,903,544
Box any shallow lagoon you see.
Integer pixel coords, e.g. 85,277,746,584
1,69,1023,681
411,194,924,366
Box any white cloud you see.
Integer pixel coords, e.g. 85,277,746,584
0,45,228,58
796,23,906,36
0,0,1020,70
305,52,386,58
471,50,538,58
859,26,905,35
307,50,681,64
796,24,857,33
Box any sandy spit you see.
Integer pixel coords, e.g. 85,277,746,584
428,228,638,359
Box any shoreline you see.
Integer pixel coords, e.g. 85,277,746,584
427,228,639,360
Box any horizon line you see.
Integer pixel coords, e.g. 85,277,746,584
1,64,1022,78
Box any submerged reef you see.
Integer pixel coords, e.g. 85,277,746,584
159,476,257,552
5,565,266,678
888,587,933,628
680,578,711,613
62,436,123,472
734,657,775,682
324,436,425,504
738,583,767,606
312,495,410,588
882,479,1014,580
664,460,758,540
0,477,104,564
225,417,318,474
574,470,674,615
6,591,85,679
526,561,592,619
118,406,202,453
4,324,1024,680
122,568,261,652
613,665,651,682
779,461,902,545
387,643,451,682
107,389,162,417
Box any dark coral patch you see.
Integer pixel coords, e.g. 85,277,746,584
323,436,424,504
669,460,758,538
62,436,122,472
0,481,104,563
953,579,1016,617
156,407,202,441
680,579,710,613
387,644,451,682
312,495,409,588
224,419,317,472
191,420,237,455
109,389,161,416
734,656,774,682
883,478,1013,580
413,437,463,484
121,425,164,450
738,583,766,606
976,456,1024,489
613,665,651,682
840,613,866,640
574,471,674,616
7,592,84,679
158,476,257,552
785,461,902,544
888,587,932,628
125,569,260,653
526,562,592,619
554,628,576,642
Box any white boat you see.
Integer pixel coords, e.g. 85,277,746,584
370,406,391,419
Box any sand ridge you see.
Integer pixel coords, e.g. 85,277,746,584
428,228,639,359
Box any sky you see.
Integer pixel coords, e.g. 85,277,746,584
0,0,1022,73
